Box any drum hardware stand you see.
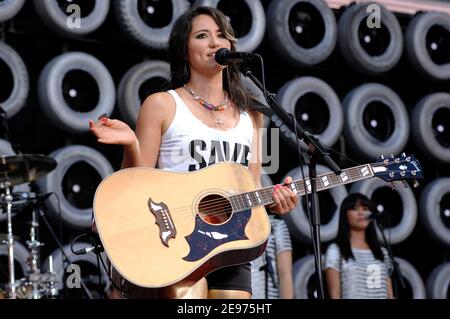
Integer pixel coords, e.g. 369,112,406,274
24,204,58,299
0,178,17,299
0,107,59,298
27,207,44,298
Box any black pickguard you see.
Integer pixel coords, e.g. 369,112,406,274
182,210,251,262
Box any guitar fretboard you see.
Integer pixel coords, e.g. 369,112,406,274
229,164,374,212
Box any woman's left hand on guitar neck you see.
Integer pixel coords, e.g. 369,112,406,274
268,176,298,215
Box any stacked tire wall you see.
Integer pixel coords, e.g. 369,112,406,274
0,0,449,298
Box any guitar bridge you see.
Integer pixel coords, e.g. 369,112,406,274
148,198,177,247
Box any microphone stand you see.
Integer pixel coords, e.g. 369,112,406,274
373,217,406,298
240,64,342,299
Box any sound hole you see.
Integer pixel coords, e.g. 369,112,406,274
198,194,232,225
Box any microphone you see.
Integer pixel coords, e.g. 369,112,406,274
364,210,382,220
215,48,257,65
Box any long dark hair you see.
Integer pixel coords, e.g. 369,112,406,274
168,6,252,111
335,193,384,261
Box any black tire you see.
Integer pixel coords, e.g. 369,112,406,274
338,2,403,74
282,164,347,243
411,93,450,163
114,0,190,50
419,178,450,246
396,257,426,299
36,145,113,230
0,241,30,282
342,83,409,160
118,60,170,127
293,255,317,299
277,77,343,149
405,12,450,81
266,0,337,66
350,179,417,244
0,139,30,222
32,0,110,37
37,52,115,134
426,262,450,299
194,0,266,52
42,242,110,293
0,41,29,118
0,0,25,22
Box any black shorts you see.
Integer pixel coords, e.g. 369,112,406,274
205,263,252,293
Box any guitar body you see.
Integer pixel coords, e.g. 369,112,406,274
93,162,271,289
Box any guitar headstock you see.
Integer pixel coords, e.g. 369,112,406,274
371,154,423,184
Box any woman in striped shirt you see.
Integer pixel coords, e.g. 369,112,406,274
324,193,394,299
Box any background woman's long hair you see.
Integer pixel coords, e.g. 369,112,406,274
335,193,384,261
168,6,252,111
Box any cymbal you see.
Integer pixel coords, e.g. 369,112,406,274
0,154,57,187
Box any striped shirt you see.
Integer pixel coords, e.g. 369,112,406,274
324,243,393,299
251,216,292,299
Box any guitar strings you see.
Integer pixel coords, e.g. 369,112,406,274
168,163,416,218
168,160,414,214
157,159,418,220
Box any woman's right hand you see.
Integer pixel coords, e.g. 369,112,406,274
89,117,137,146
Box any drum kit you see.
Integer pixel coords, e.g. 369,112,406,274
0,153,59,299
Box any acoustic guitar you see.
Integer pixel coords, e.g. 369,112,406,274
93,154,422,289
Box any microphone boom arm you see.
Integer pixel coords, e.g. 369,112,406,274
240,67,342,175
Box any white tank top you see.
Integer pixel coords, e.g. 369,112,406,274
157,90,254,172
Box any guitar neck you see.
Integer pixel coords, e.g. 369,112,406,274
229,164,375,211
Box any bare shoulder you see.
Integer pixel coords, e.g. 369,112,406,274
138,91,175,127
140,91,175,115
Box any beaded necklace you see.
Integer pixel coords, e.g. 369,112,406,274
183,85,228,111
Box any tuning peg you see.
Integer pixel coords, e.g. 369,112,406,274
390,154,395,158
401,152,406,157
380,154,384,159
413,180,420,188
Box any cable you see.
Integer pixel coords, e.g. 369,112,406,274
70,233,91,255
